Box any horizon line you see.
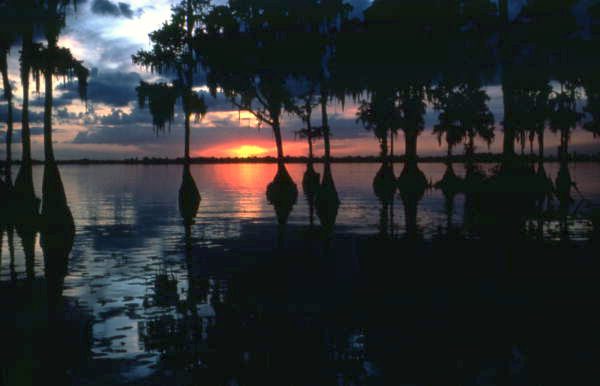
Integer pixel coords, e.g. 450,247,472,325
1,152,600,165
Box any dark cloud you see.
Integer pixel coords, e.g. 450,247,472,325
100,39,146,69
0,127,64,142
118,2,134,18
72,124,159,145
204,92,236,113
72,110,278,151
55,107,86,122
57,70,142,107
0,104,44,123
30,92,79,108
86,71,141,106
97,107,152,126
91,0,134,18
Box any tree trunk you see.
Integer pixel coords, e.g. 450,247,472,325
44,69,55,162
404,129,418,165
538,130,544,160
20,40,32,165
500,0,515,162
308,136,313,162
273,115,285,166
390,129,394,163
1,53,13,184
184,113,191,163
530,134,534,155
561,129,569,162
14,30,39,221
184,0,194,164
380,135,388,161
502,81,516,161
321,92,331,162
467,134,475,159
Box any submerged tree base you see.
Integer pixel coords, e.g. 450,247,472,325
179,164,201,223
435,163,464,193
316,167,340,231
302,164,320,198
12,164,40,227
40,162,75,260
0,177,12,224
474,160,539,233
397,162,429,195
555,163,574,206
267,164,298,225
373,163,397,204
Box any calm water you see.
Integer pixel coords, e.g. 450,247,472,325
2,162,599,384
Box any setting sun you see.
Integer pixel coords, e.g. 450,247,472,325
230,145,269,158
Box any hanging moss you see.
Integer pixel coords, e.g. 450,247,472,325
136,81,178,134
187,90,207,122
29,43,89,101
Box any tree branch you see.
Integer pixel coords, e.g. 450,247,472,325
229,98,274,127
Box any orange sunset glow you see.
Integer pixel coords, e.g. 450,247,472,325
229,145,269,158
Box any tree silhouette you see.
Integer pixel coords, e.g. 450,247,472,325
431,79,494,184
292,92,322,227
202,1,319,224
549,80,582,204
357,90,400,161
293,94,322,166
549,81,582,163
34,0,88,164
512,76,552,158
0,0,17,185
582,60,600,139
299,1,351,231
357,90,398,202
396,82,429,192
134,0,209,221
499,0,578,165
12,0,43,223
432,83,467,162
133,0,209,162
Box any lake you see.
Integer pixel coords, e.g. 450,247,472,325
1,162,598,385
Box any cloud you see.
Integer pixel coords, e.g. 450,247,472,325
0,104,44,124
0,127,65,142
56,70,142,107
96,106,153,126
72,123,159,145
118,2,134,18
70,107,284,158
91,0,134,18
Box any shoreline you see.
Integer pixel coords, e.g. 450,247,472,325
1,153,599,166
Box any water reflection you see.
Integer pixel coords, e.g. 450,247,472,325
302,161,320,228
0,162,598,384
315,160,340,234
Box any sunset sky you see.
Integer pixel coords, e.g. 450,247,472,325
1,0,599,160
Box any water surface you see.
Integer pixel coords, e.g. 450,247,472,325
1,162,598,384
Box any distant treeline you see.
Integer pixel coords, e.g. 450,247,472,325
2,153,599,165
